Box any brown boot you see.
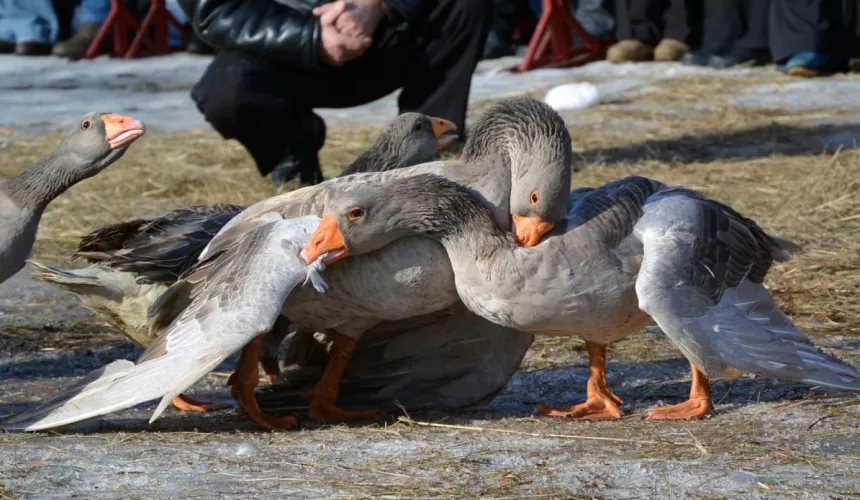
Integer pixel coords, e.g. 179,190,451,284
606,40,654,63
52,22,102,58
653,38,690,61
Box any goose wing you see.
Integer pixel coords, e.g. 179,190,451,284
73,203,244,283
3,215,328,431
633,189,860,390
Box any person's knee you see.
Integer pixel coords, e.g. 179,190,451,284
190,50,251,136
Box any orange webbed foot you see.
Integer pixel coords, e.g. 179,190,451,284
229,334,298,430
536,394,623,420
646,397,712,420
171,394,232,413
233,381,297,430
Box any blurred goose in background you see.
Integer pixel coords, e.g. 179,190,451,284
299,174,851,421
0,112,145,286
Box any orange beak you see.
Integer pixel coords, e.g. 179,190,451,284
301,215,349,265
512,215,555,247
430,117,458,150
102,113,146,149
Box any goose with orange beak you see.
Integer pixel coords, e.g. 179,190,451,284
1,112,145,286
6,97,573,432
24,112,457,421
297,173,849,424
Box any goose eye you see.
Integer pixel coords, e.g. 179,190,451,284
81,120,92,130
530,191,539,205
347,208,365,220
414,121,424,131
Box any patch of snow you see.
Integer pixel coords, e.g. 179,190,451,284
734,79,860,111
0,54,773,137
545,82,600,110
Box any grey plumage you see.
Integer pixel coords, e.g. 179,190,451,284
29,112,451,351
12,97,573,430
258,304,534,413
0,112,145,285
312,173,860,408
5,215,328,431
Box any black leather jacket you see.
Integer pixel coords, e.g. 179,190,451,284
187,0,425,70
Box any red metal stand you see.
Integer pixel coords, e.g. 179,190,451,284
511,0,608,72
80,0,189,59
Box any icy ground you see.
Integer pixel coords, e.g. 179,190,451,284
4,52,860,138
2,53,860,498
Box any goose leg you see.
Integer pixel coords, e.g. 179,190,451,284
229,334,298,430
647,362,713,420
259,355,281,385
536,342,623,420
171,394,231,413
260,317,291,384
302,333,380,421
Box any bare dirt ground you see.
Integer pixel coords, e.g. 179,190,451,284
1,58,859,498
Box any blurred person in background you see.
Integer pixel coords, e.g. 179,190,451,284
606,0,701,63
770,0,860,77
483,0,615,60
0,0,58,55
681,0,770,68
51,0,204,58
183,0,491,187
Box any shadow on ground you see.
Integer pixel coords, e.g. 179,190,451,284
580,122,860,164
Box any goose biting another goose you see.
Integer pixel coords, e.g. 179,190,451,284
182,97,570,428
31,112,455,338
5,97,572,431
301,173,859,420
0,112,145,285
26,112,456,415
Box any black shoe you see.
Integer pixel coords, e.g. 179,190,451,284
708,47,771,69
268,114,326,187
680,49,710,66
271,152,323,187
681,43,730,66
15,42,52,56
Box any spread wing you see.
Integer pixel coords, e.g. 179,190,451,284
73,203,244,283
3,215,328,431
634,191,860,390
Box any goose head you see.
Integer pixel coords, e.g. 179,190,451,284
382,112,459,159
339,113,458,176
55,112,147,179
462,97,573,247
300,175,484,265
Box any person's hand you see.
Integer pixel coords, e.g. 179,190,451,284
316,1,372,67
314,0,385,39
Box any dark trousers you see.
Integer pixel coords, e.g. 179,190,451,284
770,0,860,65
191,0,492,177
701,0,769,50
614,0,701,46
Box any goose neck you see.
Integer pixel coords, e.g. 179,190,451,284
5,151,78,210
